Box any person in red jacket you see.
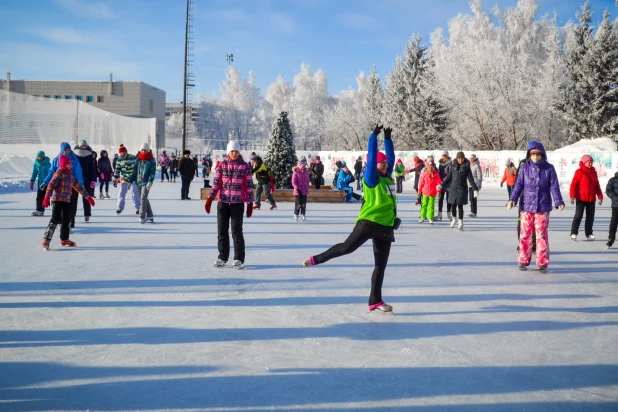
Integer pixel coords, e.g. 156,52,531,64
570,154,603,241
500,160,517,200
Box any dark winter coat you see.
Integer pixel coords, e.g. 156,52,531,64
98,151,113,182
178,156,195,181
438,158,453,190
169,157,179,172
442,158,478,206
311,161,324,180
570,161,603,202
251,157,270,185
112,154,118,170
412,160,425,191
354,159,363,175
74,148,97,188
605,172,618,208
509,142,564,213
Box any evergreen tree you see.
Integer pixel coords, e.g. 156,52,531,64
383,55,408,148
561,1,595,143
264,112,298,189
364,65,383,125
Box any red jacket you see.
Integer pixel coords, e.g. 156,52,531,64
500,166,517,186
570,161,603,202
418,168,442,197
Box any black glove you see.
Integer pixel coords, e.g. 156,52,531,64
113,180,117,188
39,183,47,191
384,127,392,140
373,123,383,136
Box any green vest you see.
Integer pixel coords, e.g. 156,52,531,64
357,176,396,227
394,163,405,177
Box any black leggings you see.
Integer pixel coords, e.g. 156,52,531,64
450,203,464,220
438,190,449,212
571,200,596,237
294,194,307,216
99,180,109,193
313,229,391,306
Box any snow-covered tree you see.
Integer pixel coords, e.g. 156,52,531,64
290,64,330,150
383,55,408,147
364,65,383,125
218,67,262,143
263,112,297,189
431,0,562,150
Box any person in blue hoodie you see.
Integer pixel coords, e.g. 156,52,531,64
43,142,84,188
337,164,361,202
30,151,51,216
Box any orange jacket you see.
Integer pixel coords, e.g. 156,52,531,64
501,166,517,186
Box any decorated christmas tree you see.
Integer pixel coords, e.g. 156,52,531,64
264,111,298,189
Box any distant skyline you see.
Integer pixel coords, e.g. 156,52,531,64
0,0,616,102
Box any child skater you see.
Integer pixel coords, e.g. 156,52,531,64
292,158,311,221
41,155,95,250
417,157,442,224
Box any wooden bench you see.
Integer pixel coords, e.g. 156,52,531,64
309,185,332,190
201,188,346,203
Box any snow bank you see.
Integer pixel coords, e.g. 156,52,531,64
0,153,35,193
554,137,617,153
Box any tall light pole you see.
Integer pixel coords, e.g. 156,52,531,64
226,53,234,66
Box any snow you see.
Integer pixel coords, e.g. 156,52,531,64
0,180,617,410
553,137,618,153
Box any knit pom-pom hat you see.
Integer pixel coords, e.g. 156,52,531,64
59,154,72,170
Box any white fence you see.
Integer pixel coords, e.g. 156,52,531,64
0,89,156,157
211,149,618,188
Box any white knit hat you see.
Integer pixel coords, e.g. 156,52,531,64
140,142,150,151
227,140,241,153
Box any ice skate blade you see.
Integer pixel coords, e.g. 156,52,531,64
369,309,394,315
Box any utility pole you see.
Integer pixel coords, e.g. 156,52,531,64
182,0,189,152
226,53,234,66
182,0,195,152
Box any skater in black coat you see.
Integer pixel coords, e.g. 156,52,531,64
606,172,618,248
98,150,113,199
353,156,363,190
441,152,478,231
72,140,98,224
178,150,195,199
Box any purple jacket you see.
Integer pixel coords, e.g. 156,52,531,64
292,166,310,195
509,142,564,213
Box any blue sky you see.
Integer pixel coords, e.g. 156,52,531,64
0,0,616,103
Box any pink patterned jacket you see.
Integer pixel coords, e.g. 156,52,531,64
208,155,255,204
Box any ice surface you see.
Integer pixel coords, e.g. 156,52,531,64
0,181,617,411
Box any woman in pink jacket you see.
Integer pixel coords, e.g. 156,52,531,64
292,158,311,221
204,141,255,269
417,158,442,224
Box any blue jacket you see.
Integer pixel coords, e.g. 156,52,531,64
336,169,352,190
43,142,83,186
30,152,51,186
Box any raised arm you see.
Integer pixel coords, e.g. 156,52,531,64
363,124,383,188
384,127,394,176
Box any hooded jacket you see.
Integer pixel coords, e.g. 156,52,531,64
501,164,517,186
31,152,51,186
98,151,113,182
418,167,442,197
292,165,311,195
606,172,618,208
208,154,255,204
570,161,603,203
438,157,453,190
509,142,564,213
470,160,483,190
442,158,477,205
74,147,97,188
43,142,84,186
159,153,170,167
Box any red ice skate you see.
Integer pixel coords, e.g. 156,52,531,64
61,239,77,247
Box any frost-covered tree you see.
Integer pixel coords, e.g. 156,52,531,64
290,64,329,150
431,0,562,150
383,55,408,147
264,112,297,189
218,67,262,143
263,75,292,132
364,65,383,125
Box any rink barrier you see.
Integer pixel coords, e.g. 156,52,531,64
200,188,346,203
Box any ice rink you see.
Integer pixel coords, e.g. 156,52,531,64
0,180,617,411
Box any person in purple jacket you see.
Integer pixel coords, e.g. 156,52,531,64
292,158,310,221
508,141,565,272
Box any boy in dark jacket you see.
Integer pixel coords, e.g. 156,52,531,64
606,171,618,248
42,155,94,250
251,155,277,210
178,150,195,200
73,140,97,224
310,156,325,189
98,150,113,199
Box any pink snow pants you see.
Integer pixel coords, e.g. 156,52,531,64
519,211,550,267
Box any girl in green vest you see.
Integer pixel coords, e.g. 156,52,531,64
394,158,406,193
302,124,397,313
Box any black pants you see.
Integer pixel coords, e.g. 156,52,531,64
396,176,404,194
450,203,464,220
438,190,449,212
181,178,191,199
609,208,618,241
313,228,391,305
355,174,361,190
70,189,91,227
44,201,71,241
571,200,596,236
294,194,307,216
99,180,109,193
313,176,321,190
507,185,513,198
35,187,46,212
170,169,177,181
468,188,477,215
217,202,245,263
161,166,170,182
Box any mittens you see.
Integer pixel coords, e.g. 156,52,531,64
205,198,212,214
42,196,51,208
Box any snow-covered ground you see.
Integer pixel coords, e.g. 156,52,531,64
0,181,617,411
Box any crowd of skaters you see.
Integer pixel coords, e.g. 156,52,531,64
26,129,618,310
